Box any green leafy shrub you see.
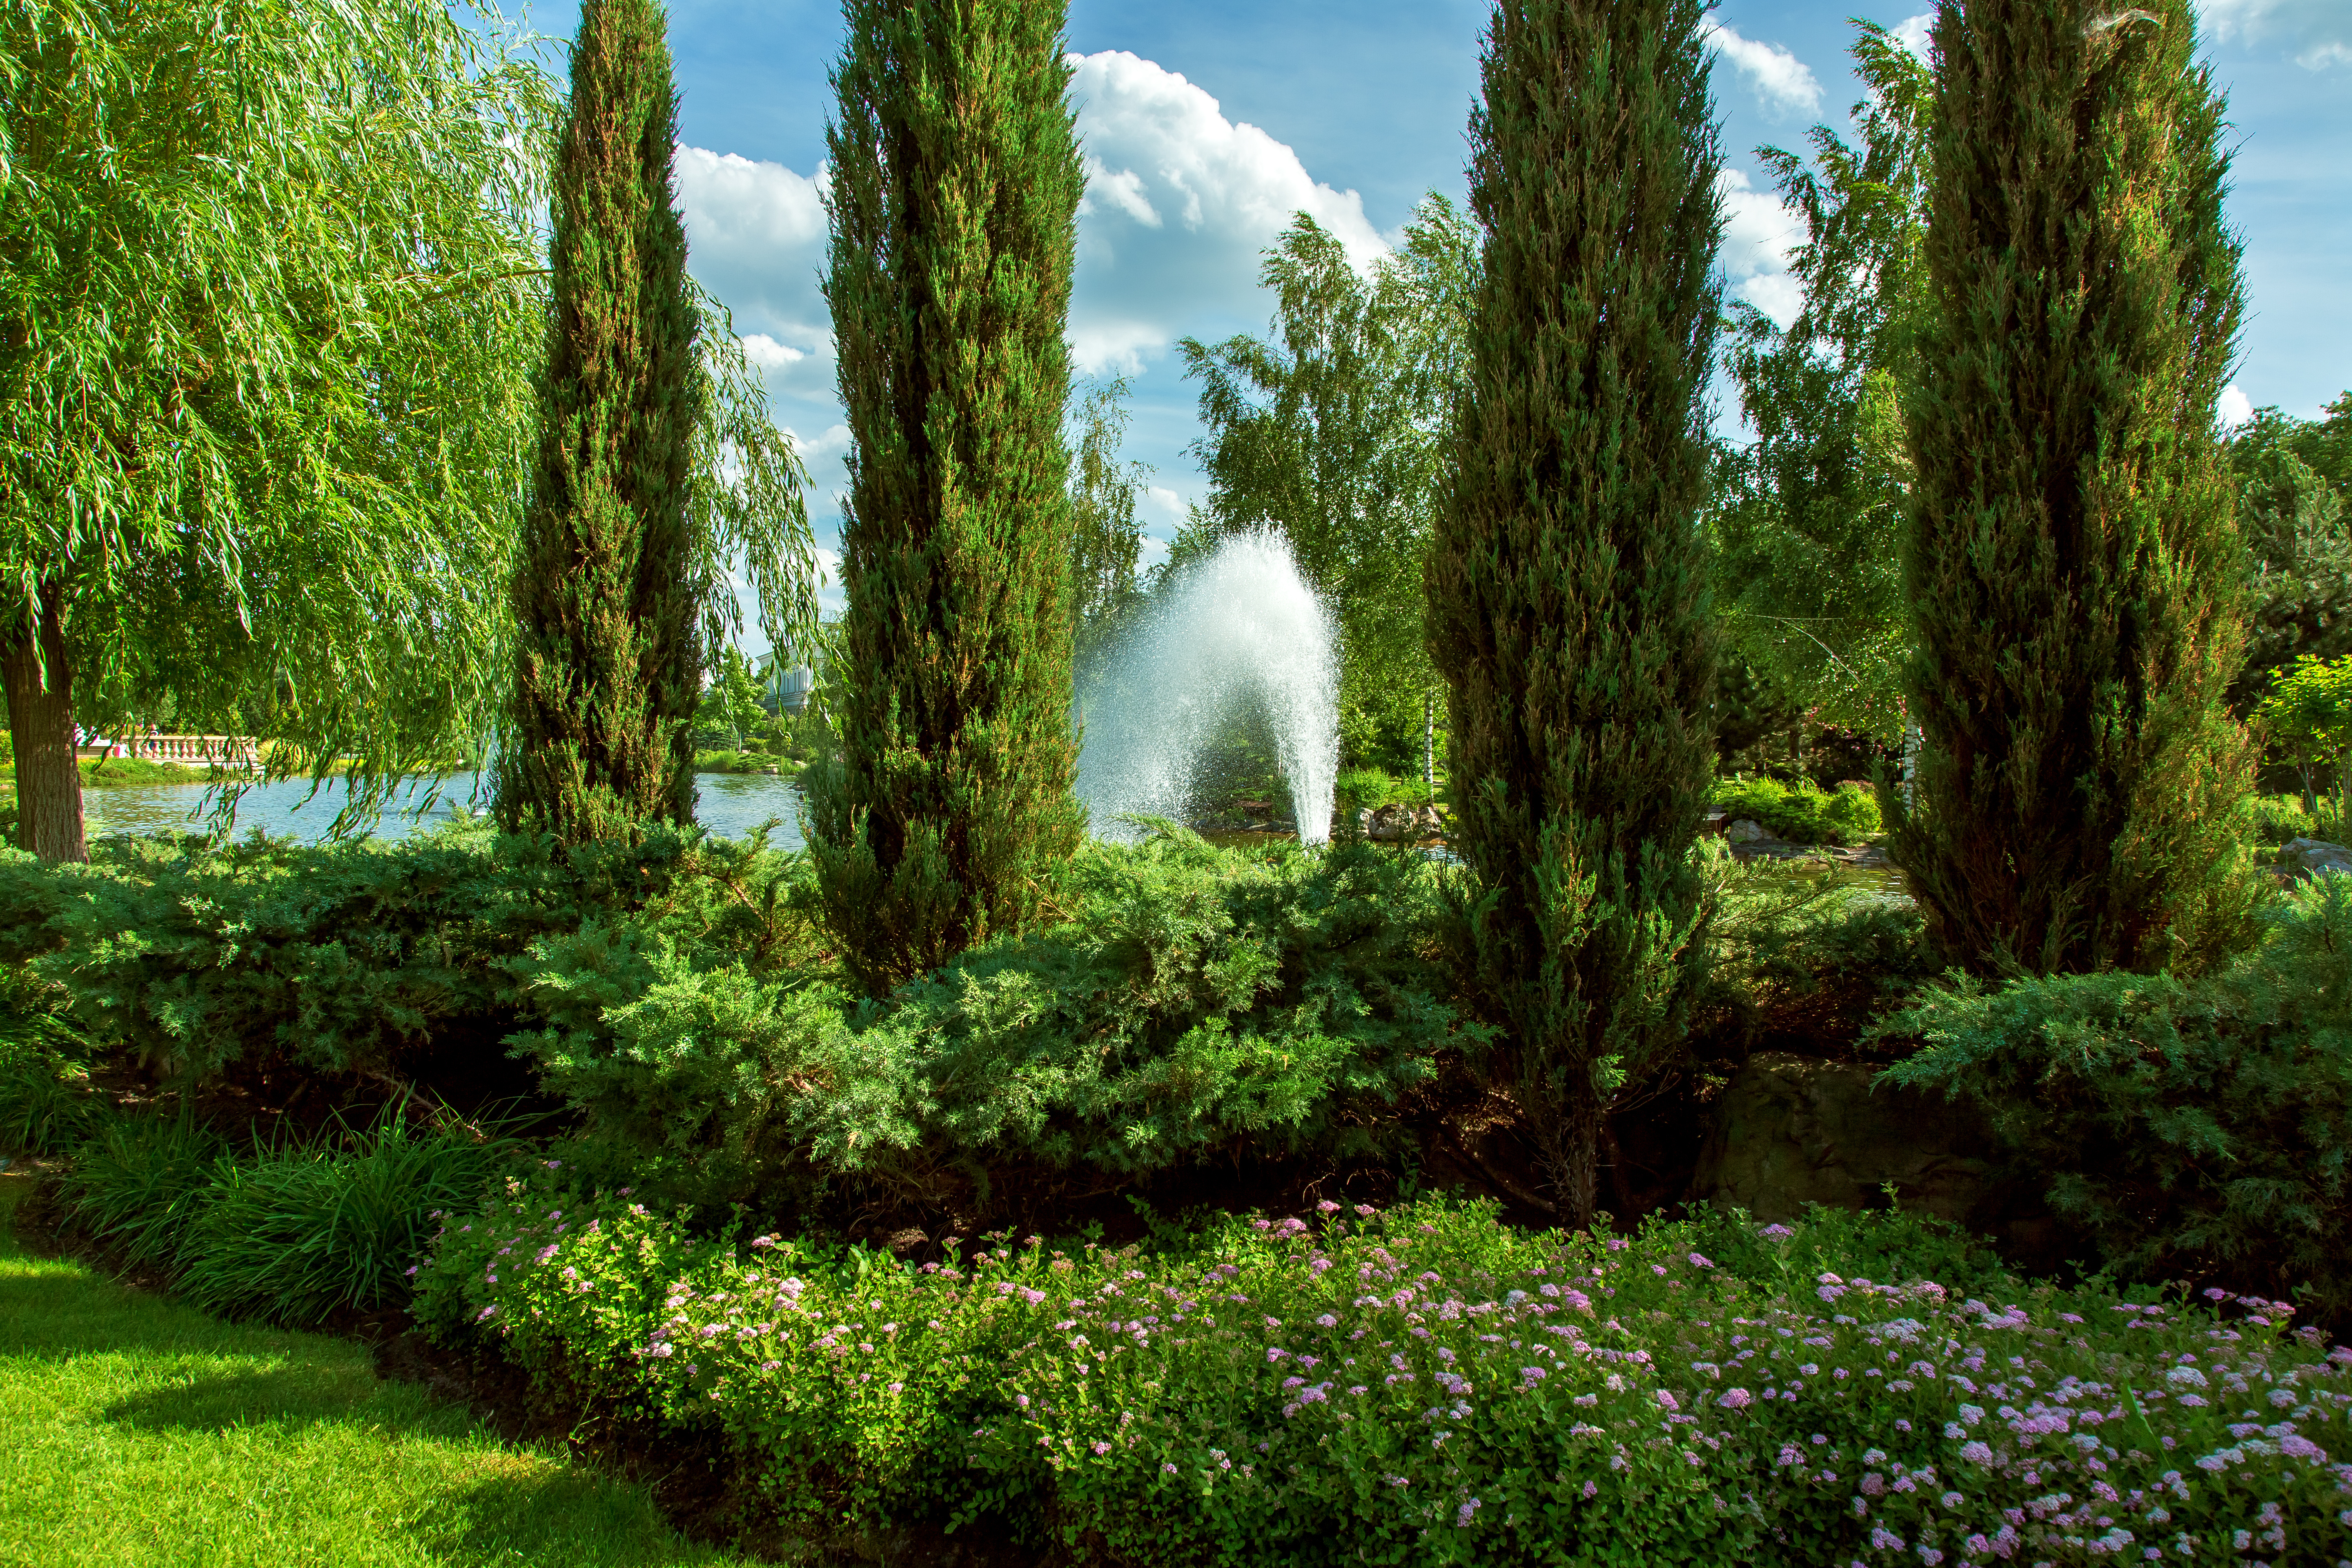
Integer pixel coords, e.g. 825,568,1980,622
2238,793,2332,846
173,1115,517,1323
59,1112,227,1272
1333,766,1414,818
1709,775,1882,846
0,965,105,1154
420,1179,2352,1564
1876,874,2352,1318
1688,862,1938,1060
510,827,1479,1212
0,821,805,1083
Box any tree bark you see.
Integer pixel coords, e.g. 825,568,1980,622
1,581,87,862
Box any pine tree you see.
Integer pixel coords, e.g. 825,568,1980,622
1892,0,2254,976
808,0,1086,992
1428,0,1722,1226
498,0,702,842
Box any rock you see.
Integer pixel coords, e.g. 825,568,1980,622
2277,837,2352,882
1724,817,1766,844
1365,802,1443,842
1691,1053,2063,1269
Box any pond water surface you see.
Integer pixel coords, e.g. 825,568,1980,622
78,769,807,851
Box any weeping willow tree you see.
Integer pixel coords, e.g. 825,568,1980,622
0,0,814,861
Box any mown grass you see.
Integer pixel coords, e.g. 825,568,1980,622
0,1169,740,1568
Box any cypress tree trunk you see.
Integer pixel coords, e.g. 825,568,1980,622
498,0,701,842
1428,0,1722,1226
810,0,1086,992
1,581,87,862
1892,0,2253,976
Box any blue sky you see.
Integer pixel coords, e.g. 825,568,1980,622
506,0,2352,645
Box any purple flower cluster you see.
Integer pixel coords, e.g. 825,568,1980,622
411,1180,2352,1566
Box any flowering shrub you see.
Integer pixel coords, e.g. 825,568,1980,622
417,1184,2352,1565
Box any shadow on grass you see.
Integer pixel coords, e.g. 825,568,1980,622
98,1365,395,1434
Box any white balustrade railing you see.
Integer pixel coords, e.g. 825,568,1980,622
113,733,260,770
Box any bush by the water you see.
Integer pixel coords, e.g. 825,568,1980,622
418,1176,2352,1565
0,823,1481,1221
1709,775,1882,846
513,824,1479,1213
1876,875,2352,1321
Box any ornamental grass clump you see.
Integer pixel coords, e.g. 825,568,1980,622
417,1184,2352,1566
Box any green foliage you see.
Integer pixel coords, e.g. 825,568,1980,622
173,1116,516,1324
422,1181,2352,1564
0,966,102,1155
2227,394,2352,712
0,821,797,1085
52,1100,514,1324
1177,198,1480,773
1877,874,2352,1319
508,828,1476,1213
1713,21,1932,735
1688,863,1938,1063
809,0,1087,992
1068,376,1151,670
1333,765,1415,818
501,0,706,841
1427,0,1722,1223
1892,0,2254,977
0,0,558,861
2253,651,2352,817
59,1112,227,1273
693,644,771,753
2238,792,2342,848
1708,776,1882,846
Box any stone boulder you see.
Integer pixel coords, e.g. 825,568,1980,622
1724,818,1767,844
1692,1053,2067,1269
2277,837,2352,883
1365,802,1443,842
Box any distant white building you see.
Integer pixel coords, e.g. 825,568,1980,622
759,651,821,716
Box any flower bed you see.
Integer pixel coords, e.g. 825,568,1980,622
416,1182,2352,1566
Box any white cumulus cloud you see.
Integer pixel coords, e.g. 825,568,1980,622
2219,383,2254,428
1717,169,1805,328
1064,50,1387,374
1702,22,1824,118
1893,12,1935,60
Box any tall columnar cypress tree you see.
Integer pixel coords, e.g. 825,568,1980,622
498,0,702,841
1892,0,2252,976
1428,0,1722,1227
809,0,1086,992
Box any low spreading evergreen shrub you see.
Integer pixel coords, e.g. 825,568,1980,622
1688,865,1938,1060
1709,776,1883,846
1877,875,2352,1320
511,826,1481,1212
0,966,103,1155
418,1178,2352,1565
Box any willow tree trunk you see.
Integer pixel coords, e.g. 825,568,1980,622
1,582,87,862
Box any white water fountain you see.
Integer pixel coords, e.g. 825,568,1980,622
1075,529,1340,846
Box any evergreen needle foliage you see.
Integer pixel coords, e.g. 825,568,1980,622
1891,0,2255,976
809,0,1087,992
1428,0,1723,1225
501,0,706,841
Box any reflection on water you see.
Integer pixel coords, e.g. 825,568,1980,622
77,769,806,851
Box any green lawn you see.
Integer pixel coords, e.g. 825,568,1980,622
0,1168,740,1568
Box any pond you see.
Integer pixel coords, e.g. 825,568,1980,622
77,769,808,851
